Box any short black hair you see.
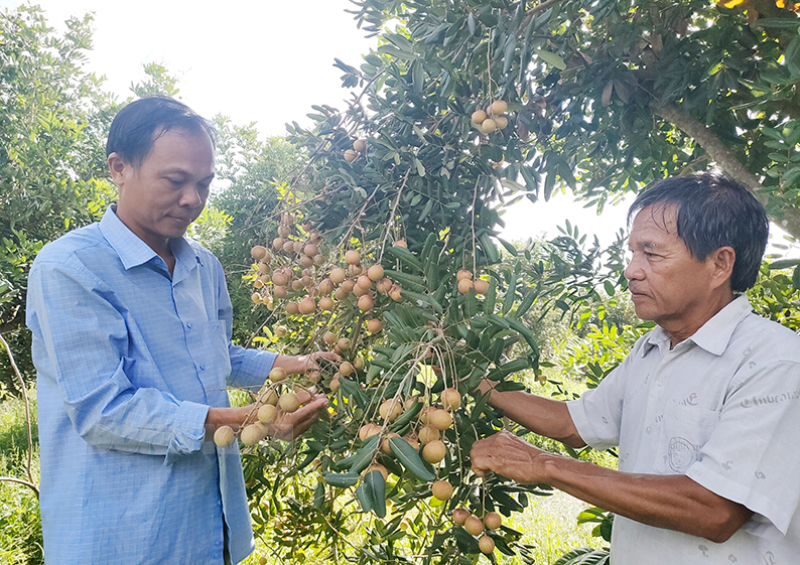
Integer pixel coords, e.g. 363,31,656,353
628,172,769,292
106,97,216,168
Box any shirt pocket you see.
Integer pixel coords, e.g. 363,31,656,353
654,401,718,475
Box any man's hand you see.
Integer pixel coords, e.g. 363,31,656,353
273,351,341,374
267,389,328,441
206,388,328,441
470,430,551,484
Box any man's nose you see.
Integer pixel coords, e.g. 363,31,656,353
180,184,205,208
624,253,643,281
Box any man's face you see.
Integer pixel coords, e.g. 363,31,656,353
111,128,215,249
624,204,718,325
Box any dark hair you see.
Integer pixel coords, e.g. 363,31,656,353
106,97,216,168
628,172,769,292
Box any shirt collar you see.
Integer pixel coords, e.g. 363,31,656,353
642,295,752,357
99,206,202,272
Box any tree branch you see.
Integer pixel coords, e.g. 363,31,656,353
519,0,562,34
0,476,39,497
0,332,37,493
653,102,800,239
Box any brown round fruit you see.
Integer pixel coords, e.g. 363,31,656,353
334,287,348,301
272,237,285,251
389,285,403,302
308,370,321,384
285,302,300,315
344,149,358,163
337,338,351,351
261,389,279,406
251,245,267,261
441,388,462,411
464,515,485,536
357,275,372,290
299,297,316,314
330,268,346,284
273,285,288,299
490,99,508,115
483,512,502,530
471,109,487,124
367,264,385,281
257,404,278,425
314,254,326,266
379,399,403,422
213,425,235,447
330,377,340,393
323,331,337,345
478,535,495,554
303,244,318,257
457,278,474,294
452,508,470,525
495,116,509,130
367,319,383,333
431,479,454,500
481,119,498,134
339,361,354,377
269,367,287,383
291,280,304,291
359,423,381,440
319,296,335,311
279,393,300,413
240,424,261,446
365,463,389,481
341,279,356,292
282,240,295,253
272,272,288,286
318,279,334,295
422,440,447,464
353,357,365,370
274,325,288,338
417,425,440,445
251,292,263,304
456,269,473,281
292,241,303,254
394,239,408,248
345,250,361,265
428,409,453,430
299,255,313,268
381,432,400,455
349,264,363,276
473,279,490,294
376,278,393,294
358,294,374,312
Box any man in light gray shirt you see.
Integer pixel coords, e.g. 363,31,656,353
471,172,800,564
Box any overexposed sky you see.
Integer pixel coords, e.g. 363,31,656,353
5,0,794,254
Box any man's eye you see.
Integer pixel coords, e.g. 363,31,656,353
167,178,183,187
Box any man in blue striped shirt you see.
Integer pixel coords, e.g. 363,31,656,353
26,97,334,564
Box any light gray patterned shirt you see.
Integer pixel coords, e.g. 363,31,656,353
568,295,800,564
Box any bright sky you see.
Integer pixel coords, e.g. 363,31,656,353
4,0,795,255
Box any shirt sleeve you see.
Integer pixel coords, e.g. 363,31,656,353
685,359,800,537
566,349,638,451
27,258,209,460
213,254,277,390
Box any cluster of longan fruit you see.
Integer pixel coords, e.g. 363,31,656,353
452,509,503,554
455,269,490,295
344,138,368,163
471,100,510,134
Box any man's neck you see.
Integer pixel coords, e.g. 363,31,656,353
661,291,736,348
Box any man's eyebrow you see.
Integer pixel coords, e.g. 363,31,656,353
628,240,663,251
161,168,215,181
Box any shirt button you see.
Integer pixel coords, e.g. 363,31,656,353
646,426,652,434
187,322,193,329
200,364,206,371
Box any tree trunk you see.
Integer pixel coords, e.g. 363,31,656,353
653,103,800,240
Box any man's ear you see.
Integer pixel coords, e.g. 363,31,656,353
107,153,128,186
709,246,736,290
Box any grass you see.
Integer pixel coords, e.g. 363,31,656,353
0,388,42,565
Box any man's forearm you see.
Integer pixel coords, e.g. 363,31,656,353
539,453,752,543
482,383,585,448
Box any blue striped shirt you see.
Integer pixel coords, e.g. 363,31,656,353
26,206,276,564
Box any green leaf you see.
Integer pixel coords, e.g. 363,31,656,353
364,470,387,518
349,435,380,473
355,480,374,513
768,259,800,270
389,437,435,481
793,266,800,290
386,245,425,271
324,472,360,488
536,48,566,70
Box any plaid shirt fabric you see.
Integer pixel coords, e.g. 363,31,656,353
26,206,276,564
